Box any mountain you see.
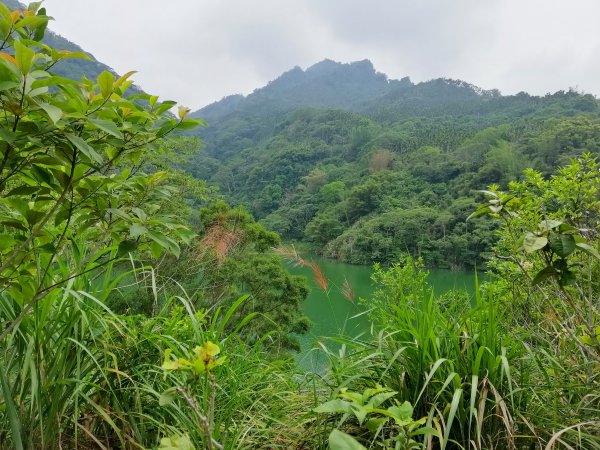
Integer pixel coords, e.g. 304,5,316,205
189,59,596,159
5,0,140,90
185,59,600,269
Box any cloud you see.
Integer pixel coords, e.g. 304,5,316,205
42,0,600,109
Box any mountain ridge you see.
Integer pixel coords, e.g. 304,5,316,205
190,58,506,123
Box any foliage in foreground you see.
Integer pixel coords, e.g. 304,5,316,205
0,2,599,449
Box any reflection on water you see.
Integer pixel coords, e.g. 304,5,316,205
286,255,480,372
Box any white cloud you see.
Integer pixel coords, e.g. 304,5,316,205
42,0,600,109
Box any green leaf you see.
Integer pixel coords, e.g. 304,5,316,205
175,118,201,130
0,80,19,91
30,165,53,185
575,242,600,260
0,219,27,232
558,223,579,234
313,399,352,414
6,185,39,196
158,435,194,450
410,426,442,438
37,102,62,124
129,223,147,238
328,429,366,450
539,219,562,231
115,70,137,87
351,404,368,425
522,232,547,253
97,71,115,99
0,234,16,251
158,389,176,406
148,232,180,258
0,128,16,144
386,401,413,421
53,50,91,62
32,10,48,41
155,100,177,115
66,133,103,164
13,40,35,75
532,266,558,285
558,269,576,287
117,239,138,256
89,118,124,139
365,417,387,433
467,205,491,221
548,233,576,258
0,368,24,450
367,389,397,405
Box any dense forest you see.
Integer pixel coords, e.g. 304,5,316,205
185,59,599,268
0,2,599,450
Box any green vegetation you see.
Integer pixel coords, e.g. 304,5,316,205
0,2,599,450
186,64,600,269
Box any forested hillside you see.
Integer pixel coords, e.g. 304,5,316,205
184,59,600,268
1,3,599,449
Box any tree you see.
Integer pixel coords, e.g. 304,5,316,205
471,154,600,361
0,3,200,445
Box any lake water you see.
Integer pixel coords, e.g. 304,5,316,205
286,255,479,371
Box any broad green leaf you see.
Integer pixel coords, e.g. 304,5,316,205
32,8,48,41
313,399,352,414
30,165,53,185
0,128,16,143
558,269,576,287
539,219,562,231
148,232,180,258
97,71,115,99
365,417,387,433
158,435,194,450
531,266,558,285
548,233,575,258
0,80,19,91
89,118,123,139
117,239,138,256
367,391,397,408
175,118,200,130
6,185,39,196
522,232,547,253
66,133,103,163
129,223,147,238
350,404,368,425
14,40,35,75
155,100,177,115
37,102,62,124
0,234,16,251
558,223,579,234
13,15,47,31
386,401,413,421
575,242,600,260
0,219,28,232
328,429,366,450
31,75,80,89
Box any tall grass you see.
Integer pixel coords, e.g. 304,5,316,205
0,259,311,449
311,266,523,450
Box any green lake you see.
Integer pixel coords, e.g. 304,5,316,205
287,255,479,371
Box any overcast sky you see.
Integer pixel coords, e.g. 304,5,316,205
42,0,600,111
